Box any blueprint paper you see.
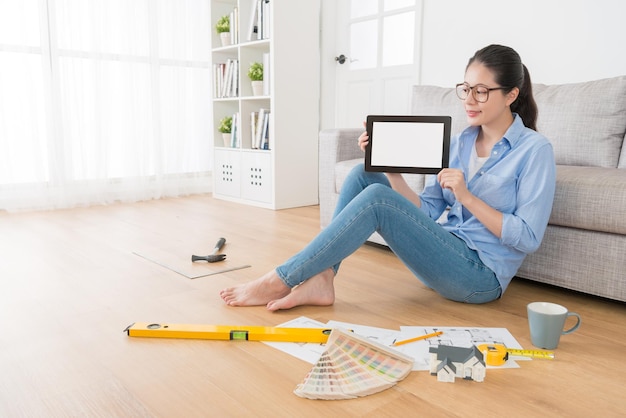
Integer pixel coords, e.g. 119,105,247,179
263,317,526,371
397,326,525,370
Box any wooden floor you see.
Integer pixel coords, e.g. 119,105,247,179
1,194,625,417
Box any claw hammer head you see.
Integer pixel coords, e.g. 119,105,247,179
191,237,226,263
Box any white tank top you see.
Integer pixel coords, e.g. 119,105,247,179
469,145,489,180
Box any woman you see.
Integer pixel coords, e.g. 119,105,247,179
220,44,556,311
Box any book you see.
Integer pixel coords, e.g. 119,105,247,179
230,112,241,148
250,111,258,148
214,59,239,98
255,108,268,149
246,0,259,41
230,112,236,148
213,64,221,98
260,111,270,150
222,61,231,98
230,59,239,97
229,8,239,45
262,0,270,39
256,0,262,40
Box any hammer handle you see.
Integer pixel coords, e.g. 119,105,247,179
212,237,226,254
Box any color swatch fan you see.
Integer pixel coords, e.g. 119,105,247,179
294,328,414,400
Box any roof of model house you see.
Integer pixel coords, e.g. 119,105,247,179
429,345,486,382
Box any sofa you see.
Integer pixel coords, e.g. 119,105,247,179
319,75,626,302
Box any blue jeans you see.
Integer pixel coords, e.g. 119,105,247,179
276,164,502,303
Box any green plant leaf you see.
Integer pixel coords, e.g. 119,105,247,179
247,62,263,81
218,116,232,133
216,15,230,34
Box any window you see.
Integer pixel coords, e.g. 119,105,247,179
348,0,416,70
0,0,212,211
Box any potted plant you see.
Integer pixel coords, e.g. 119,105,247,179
216,15,231,47
247,62,264,96
218,116,232,147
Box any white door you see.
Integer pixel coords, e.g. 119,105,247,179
330,0,423,128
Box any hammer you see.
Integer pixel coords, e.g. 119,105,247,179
191,237,226,263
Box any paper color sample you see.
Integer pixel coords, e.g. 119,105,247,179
294,328,414,400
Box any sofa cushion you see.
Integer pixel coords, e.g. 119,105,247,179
533,76,626,168
550,165,626,234
412,77,626,169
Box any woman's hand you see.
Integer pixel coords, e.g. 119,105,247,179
437,168,471,203
357,121,368,152
438,168,503,237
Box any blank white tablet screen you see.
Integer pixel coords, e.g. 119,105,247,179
370,121,444,168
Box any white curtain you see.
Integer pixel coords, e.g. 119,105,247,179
0,0,212,212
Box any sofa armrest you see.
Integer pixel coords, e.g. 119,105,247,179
319,128,363,197
319,128,362,229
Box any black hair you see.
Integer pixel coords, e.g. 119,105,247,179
467,44,538,131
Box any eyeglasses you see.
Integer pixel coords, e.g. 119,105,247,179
455,83,507,103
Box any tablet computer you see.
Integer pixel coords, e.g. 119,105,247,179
364,115,451,174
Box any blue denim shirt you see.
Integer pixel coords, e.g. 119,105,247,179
419,115,556,291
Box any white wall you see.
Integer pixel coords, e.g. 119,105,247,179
420,0,626,86
319,0,626,129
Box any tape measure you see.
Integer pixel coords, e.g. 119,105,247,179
477,344,509,366
506,347,555,360
477,343,555,366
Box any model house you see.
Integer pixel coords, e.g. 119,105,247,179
429,345,486,383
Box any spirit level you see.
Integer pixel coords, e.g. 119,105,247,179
125,322,333,343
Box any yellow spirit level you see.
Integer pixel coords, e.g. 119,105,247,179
125,322,334,343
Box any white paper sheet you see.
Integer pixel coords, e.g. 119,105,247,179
262,316,329,364
397,326,526,370
263,317,527,371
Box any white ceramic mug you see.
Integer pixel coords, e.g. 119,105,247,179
527,302,581,349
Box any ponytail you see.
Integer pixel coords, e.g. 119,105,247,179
510,65,538,131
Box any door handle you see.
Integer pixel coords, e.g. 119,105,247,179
335,54,347,64
335,54,358,65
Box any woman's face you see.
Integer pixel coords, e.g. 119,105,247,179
462,62,518,128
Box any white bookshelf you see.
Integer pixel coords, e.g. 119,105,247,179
211,0,320,209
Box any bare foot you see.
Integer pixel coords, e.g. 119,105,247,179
220,270,290,307
266,268,335,311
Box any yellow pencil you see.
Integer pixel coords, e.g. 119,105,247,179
392,330,443,346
